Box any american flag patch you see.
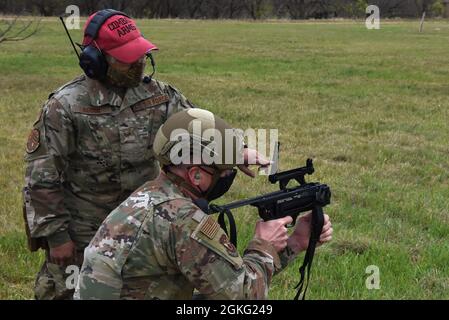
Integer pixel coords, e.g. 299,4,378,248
200,216,219,239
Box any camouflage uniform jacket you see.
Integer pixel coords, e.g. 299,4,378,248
76,173,296,300
23,75,195,250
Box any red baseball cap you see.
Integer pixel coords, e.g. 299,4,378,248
82,12,158,64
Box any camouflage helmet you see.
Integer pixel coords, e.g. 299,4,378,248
153,108,244,170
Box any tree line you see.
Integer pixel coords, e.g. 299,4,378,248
0,0,446,19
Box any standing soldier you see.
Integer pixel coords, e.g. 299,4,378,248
22,9,198,300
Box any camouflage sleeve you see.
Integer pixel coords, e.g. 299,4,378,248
172,207,281,299
277,245,299,274
164,83,198,116
23,97,75,249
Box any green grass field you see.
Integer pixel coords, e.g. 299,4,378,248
1,17,449,300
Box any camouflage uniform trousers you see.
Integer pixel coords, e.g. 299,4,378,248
34,229,102,300
34,250,84,300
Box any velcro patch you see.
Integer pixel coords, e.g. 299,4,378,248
190,216,243,270
72,106,113,115
132,94,169,112
199,216,220,240
192,211,205,223
26,129,40,154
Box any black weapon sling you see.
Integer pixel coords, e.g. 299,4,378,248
209,204,238,248
294,205,324,300
210,203,324,300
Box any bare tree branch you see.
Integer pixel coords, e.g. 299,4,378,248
0,17,42,44
0,16,19,40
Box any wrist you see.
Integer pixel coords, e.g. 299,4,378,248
287,237,305,255
246,237,281,270
47,230,71,249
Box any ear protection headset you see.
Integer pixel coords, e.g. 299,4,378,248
59,9,129,80
80,9,129,80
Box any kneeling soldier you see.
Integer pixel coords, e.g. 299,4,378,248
75,108,333,299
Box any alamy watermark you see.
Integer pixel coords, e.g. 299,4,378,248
65,5,80,30
168,120,278,175
366,5,380,30
365,265,380,290
65,264,80,290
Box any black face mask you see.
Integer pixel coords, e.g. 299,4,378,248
200,168,237,201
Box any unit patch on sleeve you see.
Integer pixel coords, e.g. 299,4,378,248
26,129,40,154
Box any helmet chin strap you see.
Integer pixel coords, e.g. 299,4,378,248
165,166,222,201
196,167,221,198
165,171,204,199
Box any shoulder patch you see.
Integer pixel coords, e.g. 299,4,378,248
191,215,243,270
26,129,40,153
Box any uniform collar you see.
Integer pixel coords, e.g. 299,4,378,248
161,172,210,214
146,172,193,205
86,77,155,109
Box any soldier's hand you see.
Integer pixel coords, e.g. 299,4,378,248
50,240,76,267
287,212,333,254
255,216,293,252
